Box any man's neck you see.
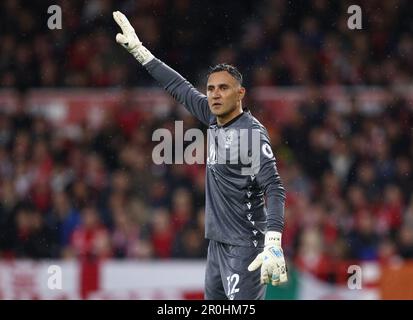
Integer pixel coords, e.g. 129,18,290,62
216,108,243,126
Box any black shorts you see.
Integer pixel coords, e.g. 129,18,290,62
204,240,266,300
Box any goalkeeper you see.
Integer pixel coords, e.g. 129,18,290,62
113,11,287,300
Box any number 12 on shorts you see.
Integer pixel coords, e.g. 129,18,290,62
226,273,240,299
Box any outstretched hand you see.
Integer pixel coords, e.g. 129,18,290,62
113,11,154,65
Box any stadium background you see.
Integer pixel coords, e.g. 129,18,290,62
1,0,413,299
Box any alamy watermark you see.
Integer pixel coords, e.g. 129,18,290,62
152,121,266,176
47,265,62,290
47,5,62,30
347,265,362,290
347,5,362,30
47,4,361,31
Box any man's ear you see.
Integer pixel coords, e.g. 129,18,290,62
239,87,246,100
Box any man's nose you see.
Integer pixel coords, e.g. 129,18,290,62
212,90,221,98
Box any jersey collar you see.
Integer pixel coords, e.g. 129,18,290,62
212,108,250,128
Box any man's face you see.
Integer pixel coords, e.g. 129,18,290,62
206,71,245,118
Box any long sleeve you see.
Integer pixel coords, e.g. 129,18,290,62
144,58,212,125
254,131,286,233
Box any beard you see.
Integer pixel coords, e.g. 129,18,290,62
210,103,238,117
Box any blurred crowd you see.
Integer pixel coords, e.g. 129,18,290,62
270,92,413,282
1,0,413,89
0,93,209,261
0,89,412,285
1,0,413,284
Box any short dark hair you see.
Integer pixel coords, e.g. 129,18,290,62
207,63,243,85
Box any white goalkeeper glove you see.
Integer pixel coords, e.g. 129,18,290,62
248,231,288,286
113,11,154,65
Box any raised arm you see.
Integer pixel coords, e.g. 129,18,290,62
113,11,212,125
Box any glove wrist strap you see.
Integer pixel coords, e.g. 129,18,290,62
131,45,154,65
265,231,282,247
